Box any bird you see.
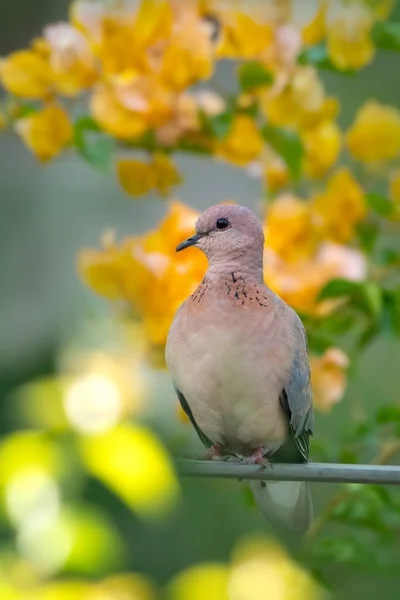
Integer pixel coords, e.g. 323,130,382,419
165,204,314,534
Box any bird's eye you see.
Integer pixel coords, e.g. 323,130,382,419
216,218,229,230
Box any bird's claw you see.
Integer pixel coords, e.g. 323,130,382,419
203,444,222,461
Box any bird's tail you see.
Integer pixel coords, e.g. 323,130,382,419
249,480,313,534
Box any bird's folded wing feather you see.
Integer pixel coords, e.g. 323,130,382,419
279,318,314,462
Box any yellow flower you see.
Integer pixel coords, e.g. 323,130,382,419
229,535,321,600
302,0,328,46
260,66,326,129
327,2,375,70
15,103,73,161
155,93,200,146
161,18,214,91
218,115,263,166
0,49,53,99
117,154,181,197
265,195,317,262
302,120,341,179
390,168,400,203
0,106,5,130
80,423,179,519
79,201,207,347
167,564,230,600
311,348,349,412
263,155,290,193
264,242,366,315
43,22,98,96
389,168,400,220
346,100,400,163
217,12,273,59
312,168,366,243
90,84,148,140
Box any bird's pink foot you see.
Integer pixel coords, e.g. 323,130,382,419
203,444,221,461
244,447,270,466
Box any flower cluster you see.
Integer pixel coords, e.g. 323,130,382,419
2,0,400,409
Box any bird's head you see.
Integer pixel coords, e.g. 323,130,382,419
176,205,265,270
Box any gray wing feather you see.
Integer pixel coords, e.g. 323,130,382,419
279,316,314,462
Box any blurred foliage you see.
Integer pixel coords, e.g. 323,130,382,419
1,0,400,598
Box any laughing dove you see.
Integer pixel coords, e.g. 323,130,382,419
165,205,314,533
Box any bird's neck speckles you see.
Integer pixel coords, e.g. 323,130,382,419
190,271,272,309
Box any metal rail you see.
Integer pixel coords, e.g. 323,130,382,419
176,461,400,485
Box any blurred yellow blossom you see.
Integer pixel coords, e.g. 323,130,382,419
94,573,157,600
217,12,273,59
311,347,349,411
167,563,230,600
117,154,181,197
0,49,53,99
346,100,400,163
390,169,400,201
91,83,148,140
265,242,367,315
265,194,317,262
302,0,328,46
160,17,214,90
79,423,179,519
228,535,321,600
261,66,327,129
43,22,98,96
302,119,341,179
15,104,73,161
79,201,206,347
0,106,5,130
327,1,375,70
312,168,366,243
263,154,290,192
218,115,263,165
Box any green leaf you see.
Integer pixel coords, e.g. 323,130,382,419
74,117,115,171
366,193,393,217
298,43,356,75
372,21,400,52
376,404,400,425
362,282,382,317
262,124,303,180
238,61,274,92
356,220,379,254
200,109,234,139
318,278,361,301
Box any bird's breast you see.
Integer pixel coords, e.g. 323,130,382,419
166,300,292,454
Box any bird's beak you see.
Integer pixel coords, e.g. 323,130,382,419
176,232,203,252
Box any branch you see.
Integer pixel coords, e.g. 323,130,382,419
176,460,400,485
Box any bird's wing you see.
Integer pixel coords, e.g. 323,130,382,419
279,317,314,463
175,387,214,449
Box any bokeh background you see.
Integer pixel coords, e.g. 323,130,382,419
1,1,400,599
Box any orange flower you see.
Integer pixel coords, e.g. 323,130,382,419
15,103,73,161
346,100,400,163
311,348,349,412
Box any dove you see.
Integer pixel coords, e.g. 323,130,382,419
165,204,314,533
